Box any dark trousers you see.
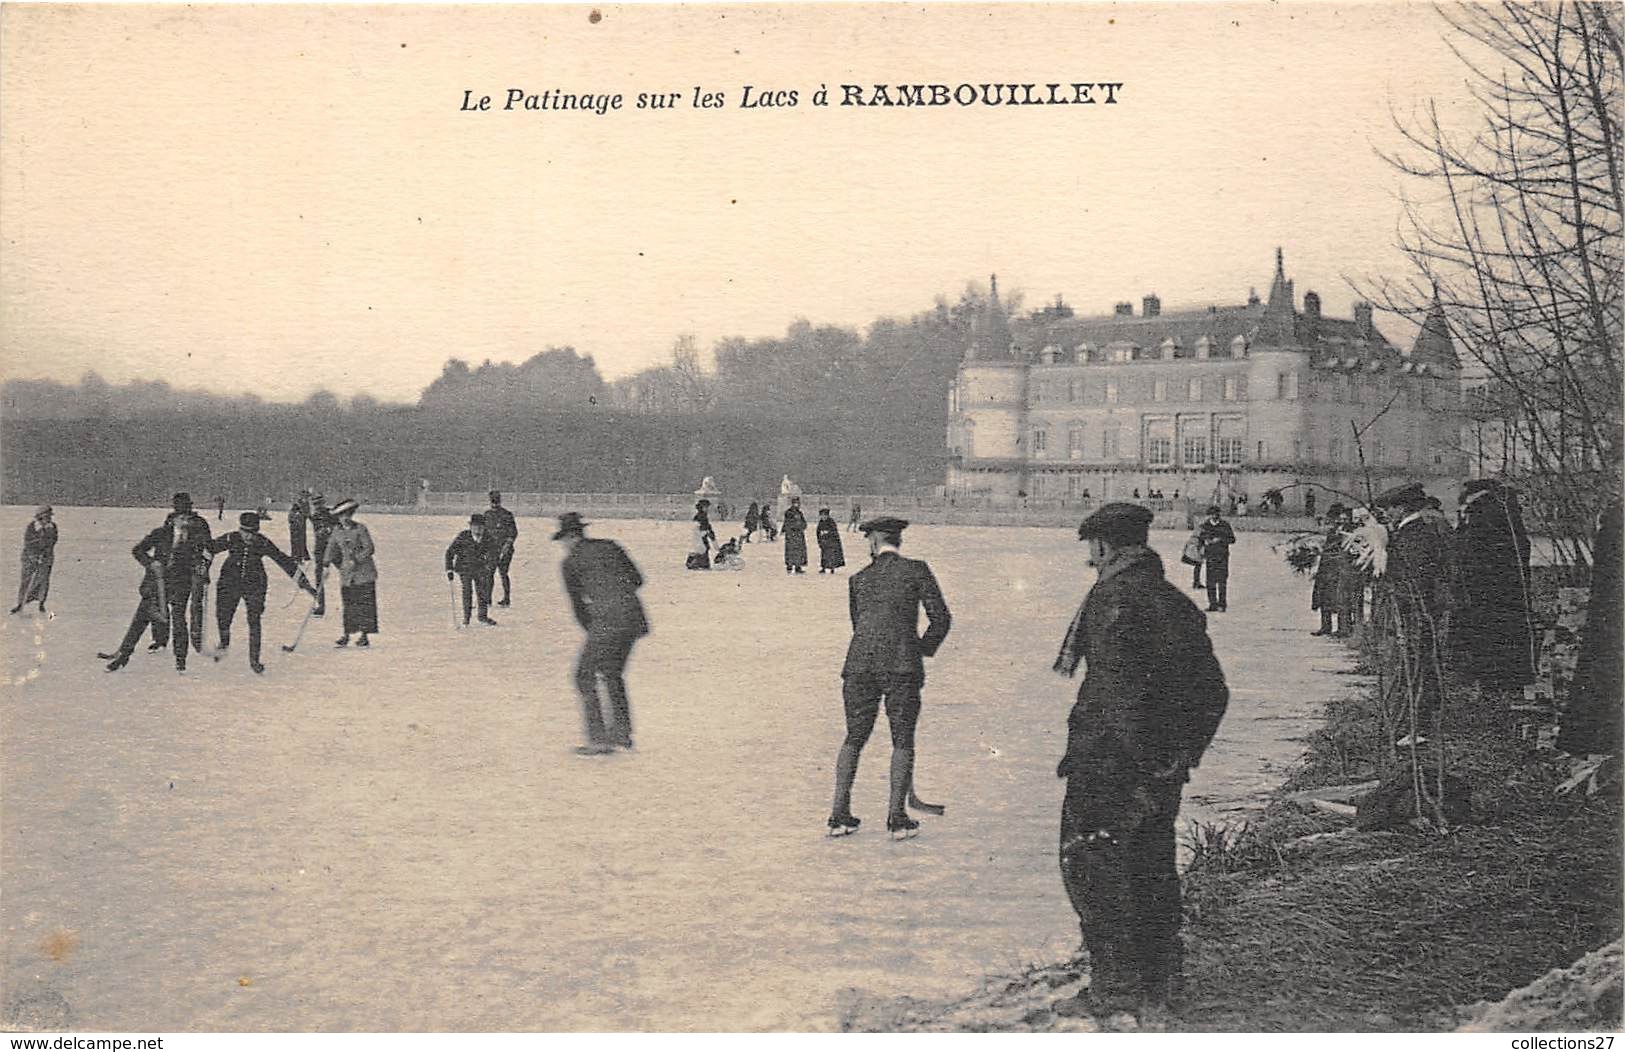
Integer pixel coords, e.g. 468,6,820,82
216,581,267,665
496,544,515,601
1204,560,1229,610
840,673,922,751
1059,776,1184,1011
1400,601,1445,730
576,628,638,746
458,571,493,622
115,603,166,657
167,574,206,668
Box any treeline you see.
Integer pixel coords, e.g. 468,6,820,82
2,286,997,504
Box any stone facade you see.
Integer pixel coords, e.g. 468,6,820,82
946,251,1468,511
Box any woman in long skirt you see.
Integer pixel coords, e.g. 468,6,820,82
324,498,379,647
11,506,57,614
687,501,715,570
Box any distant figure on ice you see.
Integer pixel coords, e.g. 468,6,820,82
744,501,761,543
758,499,778,542
555,512,647,755
688,500,716,570
1197,506,1235,612
446,513,500,626
827,516,951,840
308,494,338,616
1311,504,1354,637
848,503,862,533
485,491,519,607
1453,480,1534,690
1052,502,1228,1023
208,512,316,673
1374,482,1453,746
11,506,57,615
816,507,845,573
713,537,744,571
325,499,378,648
287,490,310,563
100,557,171,672
781,497,808,574
132,493,214,672
215,495,225,520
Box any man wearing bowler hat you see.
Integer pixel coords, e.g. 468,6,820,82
827,516,951,839
554,512,648,755
1373,481,1454,745
1052,502,1228,1022
446,513,501,626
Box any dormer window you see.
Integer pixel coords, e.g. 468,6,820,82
1230,334,1249,358
1039,344,1060,366
1074,341,1096,363
1195,335,1214,360
1159,337,1179,361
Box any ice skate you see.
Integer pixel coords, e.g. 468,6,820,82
250,661,265,675
574,742,615,756
335,635,349,647
104,652,129,672
477,615,498,626
886,814,919,840
355,634,370,647
826,814,860,837
146,641,165,653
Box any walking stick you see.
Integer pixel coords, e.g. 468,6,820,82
449,576,462,630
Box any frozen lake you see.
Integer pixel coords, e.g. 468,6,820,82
1,507,1365,1031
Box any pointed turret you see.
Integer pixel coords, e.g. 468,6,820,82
1410,286,1459,370
966,272,1015,362
1258,247,1298,345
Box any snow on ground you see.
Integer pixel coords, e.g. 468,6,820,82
0,507,1365,1031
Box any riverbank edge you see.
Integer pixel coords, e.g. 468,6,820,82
839,665,1623,1033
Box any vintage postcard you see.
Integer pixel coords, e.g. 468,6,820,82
1,1,1619,1039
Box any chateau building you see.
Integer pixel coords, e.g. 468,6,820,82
945,250,1467,510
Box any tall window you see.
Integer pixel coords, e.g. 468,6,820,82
1287,372,1300,400
1068,379,1083,402
1068,427,1086,459
1277,373,1289,400
1223,376,1237,401
1329,436,1344,462
1068,474,1087,497
1180,419,1209,466
1146,419,1174,467
1104,423,1121,459
1153,378,1167,402
1106,381,1119,404
1031,428,1048,456
1256,440,1269,462
1217,416,1245,465
1188,378,1204,401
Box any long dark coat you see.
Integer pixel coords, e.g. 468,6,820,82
561,537,649,640
288,501,309,561
133,512,214,591
782,505,808,569
1453,490,1535,688
445,529,500,577
17,519,58,604
841,550,950,682
1560,499,1622,756
1054,546,1229,792
1197,518,1236,580
816,517,845,570
1311,527,1348,611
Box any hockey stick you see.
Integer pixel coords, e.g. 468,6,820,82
281,567,323,653
908,782,946,816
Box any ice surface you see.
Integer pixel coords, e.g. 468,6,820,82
0,507,1365,1031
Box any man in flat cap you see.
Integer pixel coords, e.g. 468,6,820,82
131,493,214,672
207,511,316,673
1374,482,1455,745
828,516,951,839
485,491,519,607
555,512,648,755
1052,502,1228,1022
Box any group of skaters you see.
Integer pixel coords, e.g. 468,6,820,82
690,496,849,575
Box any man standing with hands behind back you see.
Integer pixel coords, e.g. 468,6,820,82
827,516,951,840
1052,502,1228,1025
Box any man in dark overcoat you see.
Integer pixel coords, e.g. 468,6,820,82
131,493,214,672
1452,480,1535,689
556,512,648,754
781,496,809,574
827,516,951,839
446,513,501,626
1375,482,1454,745
208,512,316,672
308,494,338,616
1311,504,1351,636
1196,505,1236,611
288,491,311,563
1052,502,1228,1021
485,491,520,606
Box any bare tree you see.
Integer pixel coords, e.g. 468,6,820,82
1367,1,1623,564
669,334,715,414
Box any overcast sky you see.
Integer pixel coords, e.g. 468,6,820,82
1,3,1486,403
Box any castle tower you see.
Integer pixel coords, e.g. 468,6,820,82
948,274,1029,496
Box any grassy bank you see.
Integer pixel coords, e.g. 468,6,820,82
846,673,1622,1032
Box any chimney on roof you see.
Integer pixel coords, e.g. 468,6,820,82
1142,293,1161,318
1114,301,1134,317
1304,291,1321,322
1354,300,1374,339
1247,287,1261,307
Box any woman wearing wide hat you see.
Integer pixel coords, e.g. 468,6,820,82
323,498,379,647
11,506,57,614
